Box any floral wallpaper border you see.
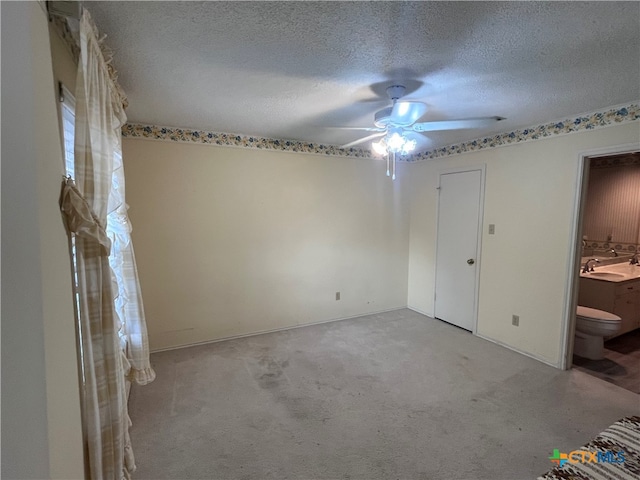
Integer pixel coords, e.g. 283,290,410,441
584,242,638,254
122,102,639,161
591,152,640,169
121,124,372,158
409,103,639,162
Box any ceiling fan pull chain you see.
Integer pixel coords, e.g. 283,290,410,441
392,151,396,181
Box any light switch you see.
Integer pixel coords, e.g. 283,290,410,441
489,224,495,235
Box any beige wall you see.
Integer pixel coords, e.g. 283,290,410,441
123,139,410,350
2,2,84,478
49,28,77,91
407,123,640,366
127,123,638,362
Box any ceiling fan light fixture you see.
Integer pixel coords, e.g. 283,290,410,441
387,131,405,152
372,139,388,156
401,138,417,155
372,130,416,157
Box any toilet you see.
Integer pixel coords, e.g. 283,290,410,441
574,306,622,360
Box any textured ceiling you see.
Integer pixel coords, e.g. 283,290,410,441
87,1,640,152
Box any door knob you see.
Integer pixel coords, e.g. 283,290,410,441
467,258,475,265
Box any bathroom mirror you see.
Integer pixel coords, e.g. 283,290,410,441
582,152,640,258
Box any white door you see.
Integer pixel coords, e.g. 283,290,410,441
434,169,483,331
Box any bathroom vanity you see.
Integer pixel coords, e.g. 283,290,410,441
579,264,640,338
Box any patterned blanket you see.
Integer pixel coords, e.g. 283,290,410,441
538,416,640,480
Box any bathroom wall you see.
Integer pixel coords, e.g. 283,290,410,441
582,153,640,254
407,122,640,367
123,138,410,350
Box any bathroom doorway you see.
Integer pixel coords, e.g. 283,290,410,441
564,146,640,393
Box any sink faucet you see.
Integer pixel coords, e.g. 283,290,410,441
630,253,639,265
607,248,618,257
582,258,600,273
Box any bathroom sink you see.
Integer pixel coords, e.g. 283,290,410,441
580,261,640,281
588,271,626,280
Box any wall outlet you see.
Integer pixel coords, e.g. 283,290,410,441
512,314,519,326
336,292,340,301
489,224,495,235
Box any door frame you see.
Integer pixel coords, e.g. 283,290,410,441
559,142,640,370
434,164,486,334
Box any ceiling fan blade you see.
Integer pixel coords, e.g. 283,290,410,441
326,126,386,132
412,116,505,132
390,101,428,126
340,132,386,149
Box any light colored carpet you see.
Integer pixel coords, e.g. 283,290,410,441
128,309,640,480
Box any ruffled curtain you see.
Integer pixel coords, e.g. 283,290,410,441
60,8,154,479
107,147,155,385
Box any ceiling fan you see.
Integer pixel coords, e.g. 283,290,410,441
338,85,504,179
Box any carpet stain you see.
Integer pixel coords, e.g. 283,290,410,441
278,395,328,422
252,355,290,389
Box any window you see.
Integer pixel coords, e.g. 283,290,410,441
59,81,127,357
60,83,75,178
59,82,85,381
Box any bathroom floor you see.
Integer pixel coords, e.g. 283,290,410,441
573,328,640,394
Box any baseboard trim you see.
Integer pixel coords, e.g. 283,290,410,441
407,306,561,369
151,308,561,370
475,332,561,369
150,306,408,353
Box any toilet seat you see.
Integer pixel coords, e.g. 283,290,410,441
576,306,621,322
